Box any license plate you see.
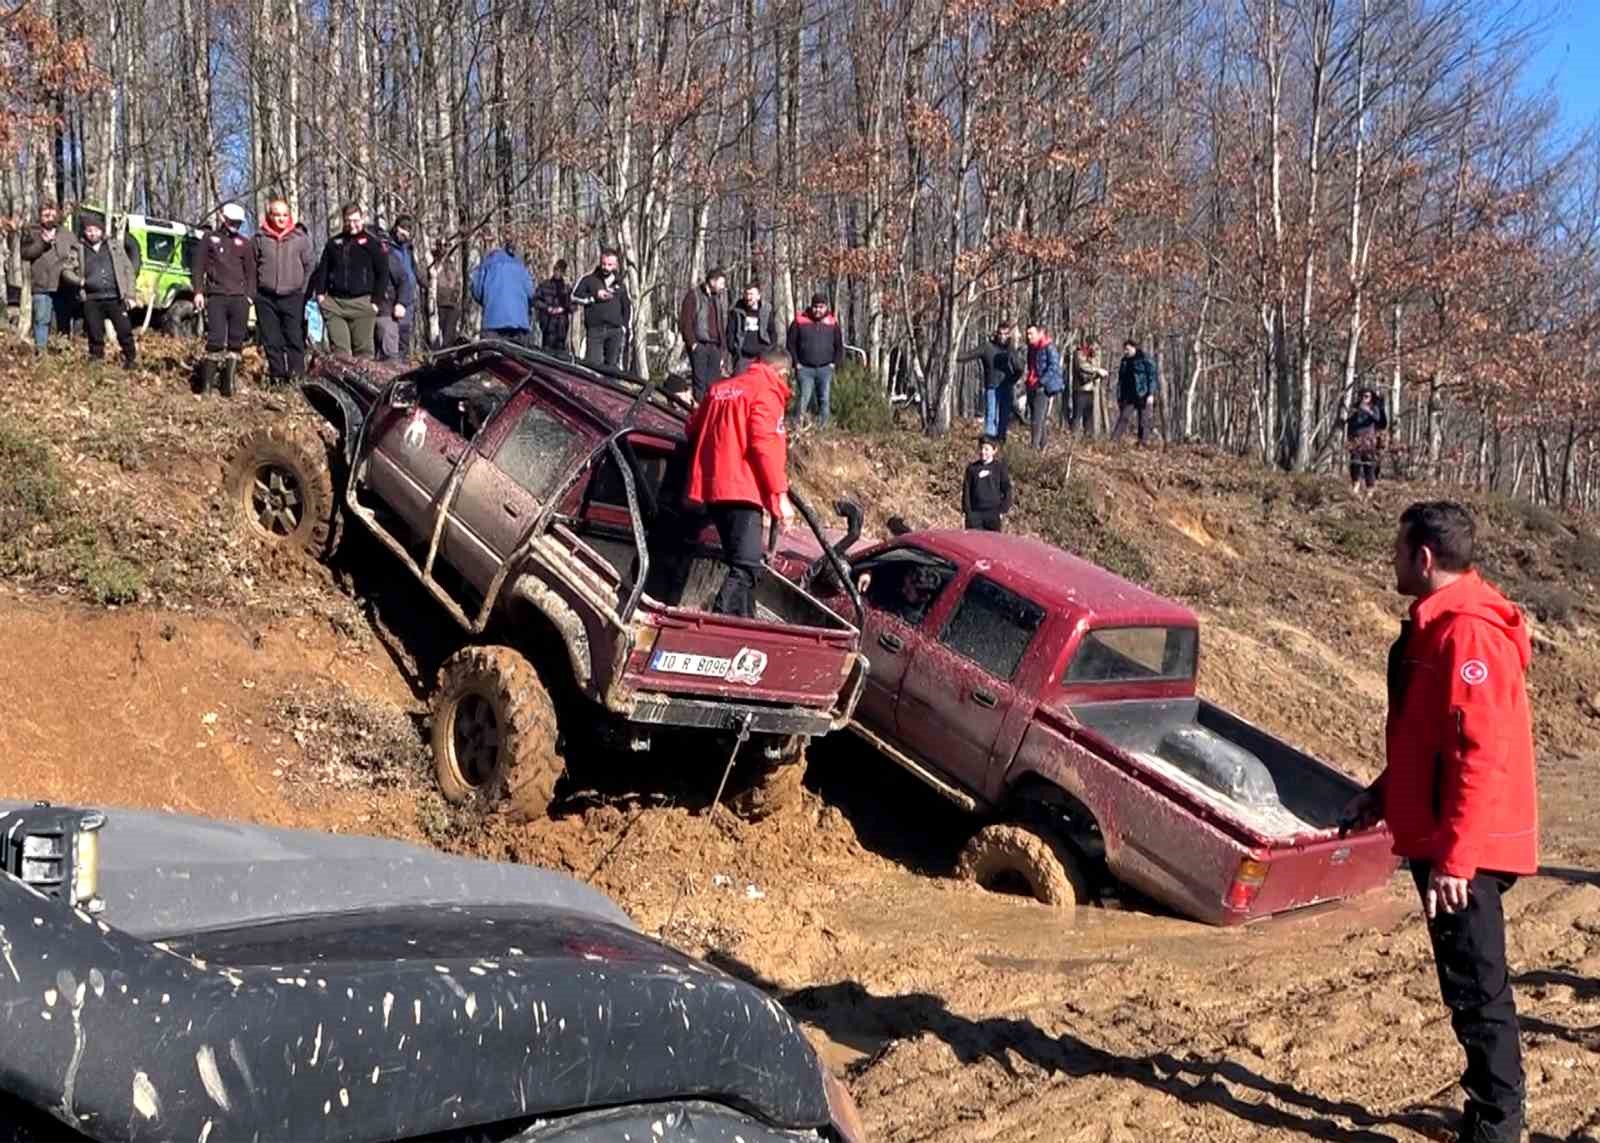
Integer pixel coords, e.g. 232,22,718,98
650,650,734,678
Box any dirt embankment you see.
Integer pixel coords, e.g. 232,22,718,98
2,340,1599,1140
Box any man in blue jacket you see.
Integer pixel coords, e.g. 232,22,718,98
1113,339,1160,446
1024,322,1064,451
471,239,535,345
376,220,419,360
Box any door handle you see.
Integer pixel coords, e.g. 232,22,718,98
971,689,998,709
502,501,521,518
877,632,904,653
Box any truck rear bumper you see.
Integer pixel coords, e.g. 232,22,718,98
624,693,837,737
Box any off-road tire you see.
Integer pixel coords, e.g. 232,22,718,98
431,646,565,820
957,822,1089,912
224,422,342,560
162,298,200,339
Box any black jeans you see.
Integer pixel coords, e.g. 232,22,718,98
709,503,764,618
1410,863,1524,1139
964,510,1002,532
82,296,135,363
586,325,625,370
1067,389,1096,438
205,294,250,353
538,316,570,353
1029,389,1054,450
255,290,306,378
689,343,724,400
1112,399,1152,444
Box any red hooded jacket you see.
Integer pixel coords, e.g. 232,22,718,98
683,360,791,514
1381,570,1538,879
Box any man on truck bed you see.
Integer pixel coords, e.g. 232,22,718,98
1343,500,1537,1143
684,345,796,617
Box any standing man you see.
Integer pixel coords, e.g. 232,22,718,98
73,213,140,368
725,281,775,370
677,267,728,400
254,197,316,385
534,259,573,353
20,203,79,350
957,320,1023,441
382,216,421,359
1343,501,1536,1143
1112,339,1160,446
1068,335,1108,440
1024,323,1064,451
470,238,536,344
786,292,845,429
683,346,796,618
193,203,257,396
309,203,390,358
961,435,1012,531
571,248,631,369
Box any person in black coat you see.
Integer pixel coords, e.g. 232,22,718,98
1346,387,1389,499
961,435,1013,531
534,259,573,352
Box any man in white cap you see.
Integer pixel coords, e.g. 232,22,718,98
193,202,258,397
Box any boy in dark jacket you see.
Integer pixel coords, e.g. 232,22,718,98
961,435,1012,531
534,260,574,352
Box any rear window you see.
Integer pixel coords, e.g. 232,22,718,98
1066,626,1198,684
938,576,1045,680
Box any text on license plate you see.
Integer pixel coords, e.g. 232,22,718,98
650,651,732,677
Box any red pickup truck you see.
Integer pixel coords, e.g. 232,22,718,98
773,529,1398,925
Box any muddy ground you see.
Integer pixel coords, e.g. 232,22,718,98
2,340,1598,1141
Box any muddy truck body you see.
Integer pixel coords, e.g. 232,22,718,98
224,341,866,816
0,802,866,1142
772,529,1399,925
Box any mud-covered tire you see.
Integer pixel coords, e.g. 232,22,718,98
431,646,565,820
957,823,1089,911
224,422,342,560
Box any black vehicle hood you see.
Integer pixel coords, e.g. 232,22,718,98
0,876,830,1142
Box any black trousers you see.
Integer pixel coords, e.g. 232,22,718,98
82,296,135,363
1112,399,1153,444
255,290,306,378
205,294,250,353
689,343,724,400
709,503,764,618
538,316,570,352
964,510,1002,532
1067,389,1096,438
1410,863,1524,1138
586,325,625,370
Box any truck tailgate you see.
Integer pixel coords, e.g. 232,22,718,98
625,609,861,710
1249,827,1399,918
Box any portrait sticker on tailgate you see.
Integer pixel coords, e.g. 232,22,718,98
650,646,768,685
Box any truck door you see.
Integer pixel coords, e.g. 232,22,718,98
849,547,958,732
895,575,1046,801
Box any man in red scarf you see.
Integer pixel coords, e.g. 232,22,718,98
683,346,796,617
253,198,317,383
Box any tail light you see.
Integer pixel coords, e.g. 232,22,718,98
0,804,106,912
1224,857,1269,913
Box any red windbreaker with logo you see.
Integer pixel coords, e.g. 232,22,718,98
683,360,791,515
1381,570,1538,879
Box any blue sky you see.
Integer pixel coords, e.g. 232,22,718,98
1522,0,1600,135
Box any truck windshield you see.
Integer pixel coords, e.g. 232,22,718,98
1066,626,1197,684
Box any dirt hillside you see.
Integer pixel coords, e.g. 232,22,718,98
2,339,1598,1141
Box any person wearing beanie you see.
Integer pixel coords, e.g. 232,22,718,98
71,212,141,368
253,197,316,384
534,258,574,353
193,202,258,396
785,292,845,429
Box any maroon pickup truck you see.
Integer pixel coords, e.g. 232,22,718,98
224,341,866,818
773,529,1399,925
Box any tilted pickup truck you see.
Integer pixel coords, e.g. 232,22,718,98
772,529,1399,925
223,340,867,817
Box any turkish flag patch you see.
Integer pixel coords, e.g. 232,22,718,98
1460,659,1489,686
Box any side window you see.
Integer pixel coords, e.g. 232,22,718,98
145,234,176,264
854,548,955,627
420,369,511,439
586,449,668,510
938,575,1045,681
494,405,590,502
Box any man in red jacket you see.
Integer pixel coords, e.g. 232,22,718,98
1344,500,1537,1143
684,346,796,616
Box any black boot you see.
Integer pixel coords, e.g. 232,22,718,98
194,357,216,395
219,353,239,398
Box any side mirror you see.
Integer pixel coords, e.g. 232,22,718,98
389,379,418,411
